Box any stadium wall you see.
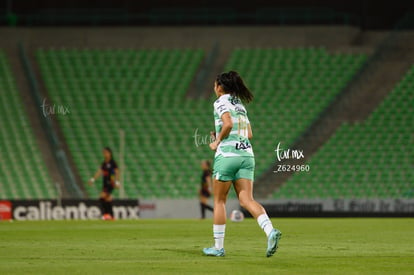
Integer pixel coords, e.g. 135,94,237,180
0,199,139,221
245,199,414,218
0,199,240,220
2,199,414,220
0,26,373,50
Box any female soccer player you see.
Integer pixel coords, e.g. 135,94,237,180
88,147,120,220
203,71,282,257
199,160,214,219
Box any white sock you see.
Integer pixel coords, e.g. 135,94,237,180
213,224,226,249
257,213,274,237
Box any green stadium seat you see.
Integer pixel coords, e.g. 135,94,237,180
222,48,366,177
37,48,209,199
275,66,414,199
0,50,55,199
37,47,368,199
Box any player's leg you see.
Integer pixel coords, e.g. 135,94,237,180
213,179,231,225
199,193,207,219
204,202,213,212
203,178,231,256
200,194,213,219
99,191,108,215
105,192,114,218
201,190,214,213
234,178,281,257
234,157,282,257
203,155,234,256
233,178,265,218
233,157,266,219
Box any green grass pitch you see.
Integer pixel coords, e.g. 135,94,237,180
0,218,413,274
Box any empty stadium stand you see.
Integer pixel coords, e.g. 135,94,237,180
223,48,367,176
37,48,211,198
0,50,56,199
36,47,367,198
274,66,414,199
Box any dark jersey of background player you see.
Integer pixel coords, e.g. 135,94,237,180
101,158,118,194
88,147,120,220
200,167,211,197
199,160,213,219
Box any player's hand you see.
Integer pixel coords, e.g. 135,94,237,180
209,140,219,151
115,181,121,188
210,131,216,142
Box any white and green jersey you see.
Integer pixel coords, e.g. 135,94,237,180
213,94,254,158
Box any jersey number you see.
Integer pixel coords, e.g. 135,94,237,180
238,115,248,138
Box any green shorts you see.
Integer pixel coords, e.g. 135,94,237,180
213,155,255,182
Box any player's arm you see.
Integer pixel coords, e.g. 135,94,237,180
210,131,216,142
88,169,102,185
114,168,121,188
210,112,233,151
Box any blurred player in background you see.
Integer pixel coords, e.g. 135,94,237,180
199,160,213,219
203,71,282,257
88,147,120,220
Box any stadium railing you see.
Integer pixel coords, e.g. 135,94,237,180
18,43,84,198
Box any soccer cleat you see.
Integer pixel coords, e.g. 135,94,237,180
266,229,282,257
202,247,225,257
102,214,114,221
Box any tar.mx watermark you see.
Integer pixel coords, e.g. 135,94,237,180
40,98,70,117
193,128,215,147
273,142,310,173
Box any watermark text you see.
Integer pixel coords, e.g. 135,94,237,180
40,98,70,117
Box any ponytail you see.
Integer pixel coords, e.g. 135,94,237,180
216,71,253,103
